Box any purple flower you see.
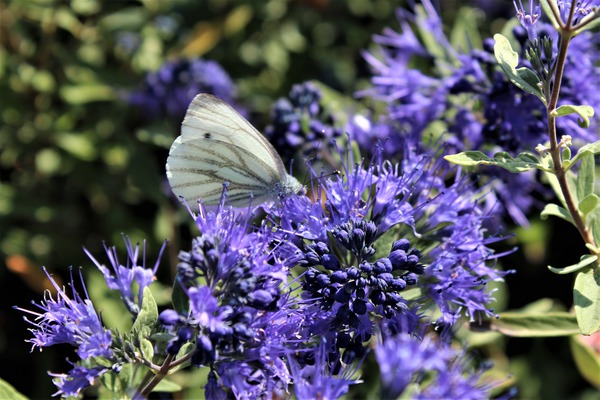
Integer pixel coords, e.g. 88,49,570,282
162,191,300,397
268,142,510,361
288,339,363,400
412,160,516,327
514,0,541,41
49,365,109,397
15,267,113,360
128,58,239,121
359,1,599,226
85,235,166,317
375,334,493,399
265,81,343,160
556,0,599,26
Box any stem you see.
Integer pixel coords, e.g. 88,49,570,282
545,14,597,255
135,353,176,399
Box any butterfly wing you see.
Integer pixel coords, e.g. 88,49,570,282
166,94,287,207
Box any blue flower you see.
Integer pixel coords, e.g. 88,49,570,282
128,58,240,121
556,0,599,26
85,235,167,318
265,81,343,160
161,192,298,396
49,365,109,398
359,1,599,226
15,267,113,360
269,142,510,360
513,0,541,41
375,334,493,399
288,339,363,400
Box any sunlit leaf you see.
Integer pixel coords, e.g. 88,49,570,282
554,105,595,128
493,34,545,104
548,254,598,274
491,312,579,337
444,150,547,173
574,267,600,335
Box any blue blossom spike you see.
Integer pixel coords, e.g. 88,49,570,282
85,236,166,317
514,0,540,41
163,188,302,397
375,334,493,399
15,267,113,360
49,365,110,398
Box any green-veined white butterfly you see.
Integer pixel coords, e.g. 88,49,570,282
166,94,304,208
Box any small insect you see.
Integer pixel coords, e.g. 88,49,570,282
166,94,304,208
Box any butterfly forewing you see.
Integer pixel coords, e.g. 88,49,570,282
181,94,287,176
166,94,292,207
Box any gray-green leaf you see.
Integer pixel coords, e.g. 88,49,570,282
554,105,595,128
540,203,574,224
579,194,599,217
493,34,546,104
132,286,159,336
444,150,546,173
573,266,600,335
491,311,579,337
548,254,598,274
568,140,600,170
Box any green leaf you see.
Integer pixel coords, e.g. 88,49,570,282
540,203,574,224
548,254,598,274
568,140,600,170
543,168,579,207
579,194,599,217
592,211,600,249
172,278,189,315
140,338,155,361
101,363,133,394
577,153,596,201
373,224,400,260
171,342,194,373
153,379,182,393
132,286,159,336
539,0,561,30
0,378,28,400
570,335,600,388
402,287,424,301
493,34,545,104
574,266,600,335
55,132,97,161
491,311,579,337
444,150,546,173
554,105,595,128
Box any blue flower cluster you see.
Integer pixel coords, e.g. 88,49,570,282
358,0,599,224
17,136,512,398
128,58,240,121
265,81,344,160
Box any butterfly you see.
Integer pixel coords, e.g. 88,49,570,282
166,94,304,208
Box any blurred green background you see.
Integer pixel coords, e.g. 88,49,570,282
0,0,595,398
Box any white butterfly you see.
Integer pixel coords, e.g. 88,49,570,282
166,94,304,208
